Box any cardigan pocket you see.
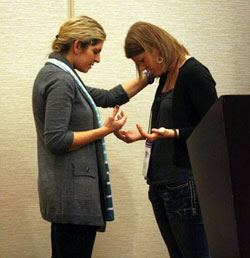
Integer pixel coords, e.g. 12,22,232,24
72,162,99,204
72,162,96,178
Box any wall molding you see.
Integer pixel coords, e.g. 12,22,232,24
67,0,74,18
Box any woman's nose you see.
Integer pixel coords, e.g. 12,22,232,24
95,54,100,63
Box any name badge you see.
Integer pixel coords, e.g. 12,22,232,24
142,139,153,179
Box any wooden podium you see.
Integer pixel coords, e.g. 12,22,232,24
187,95,250,258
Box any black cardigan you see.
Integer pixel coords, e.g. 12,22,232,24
152,57,218,168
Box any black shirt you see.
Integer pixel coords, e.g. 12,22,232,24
146,58,218,185
147,90,176,184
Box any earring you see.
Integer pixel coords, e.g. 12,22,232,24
157,56,164,64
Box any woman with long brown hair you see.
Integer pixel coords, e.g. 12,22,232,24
116,21,218,258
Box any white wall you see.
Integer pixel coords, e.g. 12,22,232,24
0,1,249,257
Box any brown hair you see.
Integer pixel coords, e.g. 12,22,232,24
124,21,189,75
52,15,106,54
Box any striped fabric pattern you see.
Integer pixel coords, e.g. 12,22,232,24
47,58,114,221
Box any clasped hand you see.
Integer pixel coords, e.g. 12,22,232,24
114,122,173,143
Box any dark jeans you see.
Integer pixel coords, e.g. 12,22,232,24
51,223,98,258
148,180,210,258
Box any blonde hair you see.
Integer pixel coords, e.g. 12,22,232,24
52,15,106,53
124,21,189,75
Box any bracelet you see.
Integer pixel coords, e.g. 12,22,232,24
143,71,155,84
173,128,178,138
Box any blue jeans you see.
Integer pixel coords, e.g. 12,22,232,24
148,180,210,258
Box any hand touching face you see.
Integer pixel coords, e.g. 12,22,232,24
131,47,165,77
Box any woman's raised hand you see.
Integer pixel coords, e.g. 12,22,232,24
103,106,127,133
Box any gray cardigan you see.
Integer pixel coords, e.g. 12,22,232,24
32,53,129,231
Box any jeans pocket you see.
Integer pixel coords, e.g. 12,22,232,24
165,182,189,191
164,181,198,216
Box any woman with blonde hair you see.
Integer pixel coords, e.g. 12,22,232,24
116,21,218,257
32,16,152,258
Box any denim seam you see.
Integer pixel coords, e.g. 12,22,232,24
165,182,188,190
189,180,197,216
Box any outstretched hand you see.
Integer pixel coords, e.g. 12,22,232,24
114,121,175,143
114,129,143,143
113,113,144,143
135,124,163,141
137,125,174,141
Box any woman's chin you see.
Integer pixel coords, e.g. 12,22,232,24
151,71,162,78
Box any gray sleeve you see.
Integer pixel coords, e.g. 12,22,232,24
43,74,74,154
85,84,130,108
